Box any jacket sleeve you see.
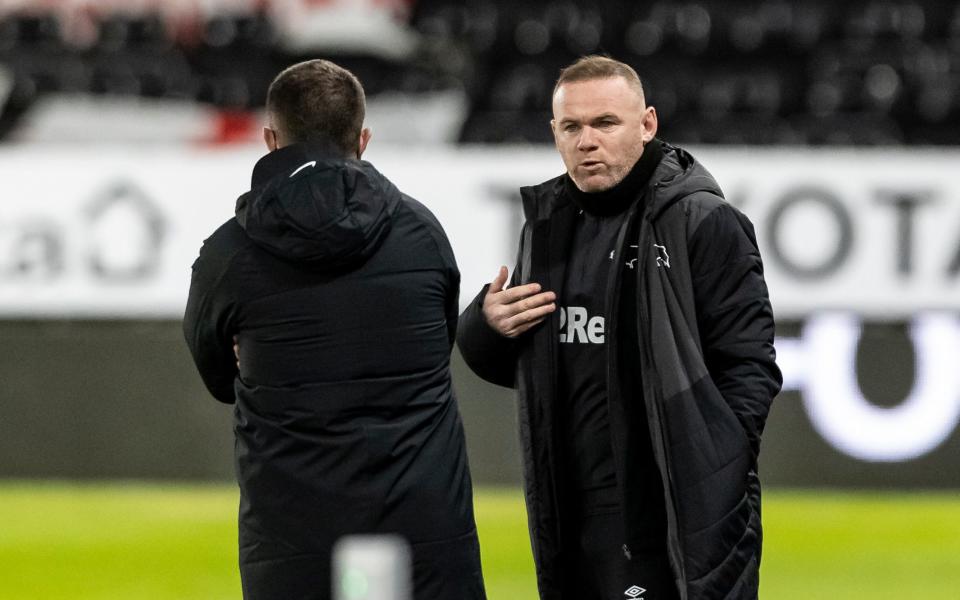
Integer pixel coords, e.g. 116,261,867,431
455,235,526,388
445,260,461,348
456,284,519,388
182,244,240,405
429,210,460,348
401,194,461,347
689,202,783,454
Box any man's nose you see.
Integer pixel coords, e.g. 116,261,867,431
577,127,599,151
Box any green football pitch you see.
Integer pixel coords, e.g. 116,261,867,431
1,483,958,599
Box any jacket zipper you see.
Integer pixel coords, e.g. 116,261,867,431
533,214,566,590
602,204,636,561
636,192,688,599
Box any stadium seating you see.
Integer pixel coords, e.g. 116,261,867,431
1,0,958,145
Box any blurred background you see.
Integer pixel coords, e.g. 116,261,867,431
1,0,959,598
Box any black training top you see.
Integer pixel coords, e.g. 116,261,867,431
557,139,663,515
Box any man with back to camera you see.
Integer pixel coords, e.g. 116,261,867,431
457,56,782,600
183,59,486,600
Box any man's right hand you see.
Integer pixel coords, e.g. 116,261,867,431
482,266,556,338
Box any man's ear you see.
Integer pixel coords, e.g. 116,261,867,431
263,127,279,152
357,128,372,158
642,107,658,144
549,119,560,150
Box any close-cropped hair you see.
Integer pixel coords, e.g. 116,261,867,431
266,59,366,155
554,55,646,101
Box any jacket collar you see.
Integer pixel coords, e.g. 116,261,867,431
646,142,725,221
520,175,568,222
249,141,349,190
521,142,724,224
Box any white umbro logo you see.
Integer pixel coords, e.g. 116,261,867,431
625,585,646,599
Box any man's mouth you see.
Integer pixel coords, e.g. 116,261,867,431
580,160,604,170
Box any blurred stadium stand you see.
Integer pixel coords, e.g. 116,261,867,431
1,0,960,145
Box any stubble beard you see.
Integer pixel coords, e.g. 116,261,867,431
569,136,647,193
571,161,630,193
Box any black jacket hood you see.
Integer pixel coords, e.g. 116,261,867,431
235,142,400,269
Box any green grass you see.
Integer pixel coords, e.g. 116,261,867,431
760,490,960,599
1,483,958,599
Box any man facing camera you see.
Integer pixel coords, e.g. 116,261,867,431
183,59,486,600
457,55,782,600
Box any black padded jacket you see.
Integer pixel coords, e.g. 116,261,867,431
457,143,782,600
183,142,483,600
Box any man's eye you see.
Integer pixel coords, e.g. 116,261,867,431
564,124,579,133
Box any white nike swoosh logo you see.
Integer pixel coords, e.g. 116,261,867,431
290,161,317,177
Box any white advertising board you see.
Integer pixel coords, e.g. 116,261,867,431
4,143,960,465
1,144,958,319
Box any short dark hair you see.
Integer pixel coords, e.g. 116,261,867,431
266,59,366,155
554,55,646,102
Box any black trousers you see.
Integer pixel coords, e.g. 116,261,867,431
562,511,679,600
